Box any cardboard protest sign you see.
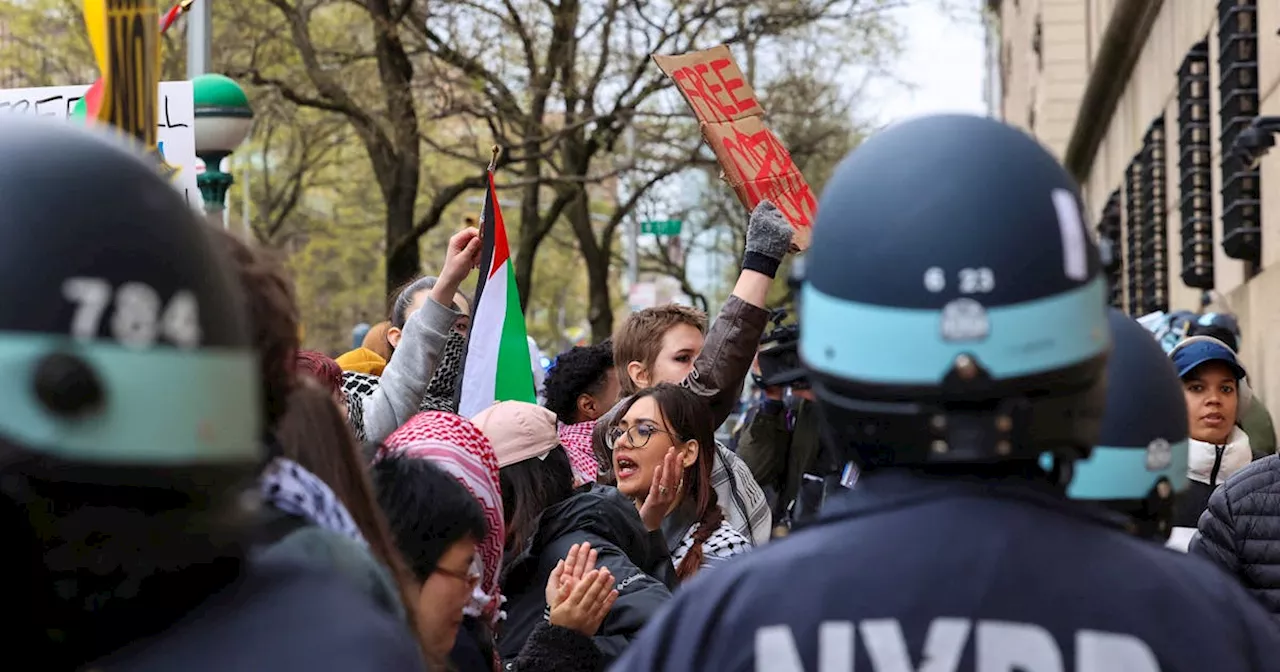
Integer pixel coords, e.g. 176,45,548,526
0,82,199,209
653,45,814,250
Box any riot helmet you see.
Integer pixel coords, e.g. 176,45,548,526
0,119,261,661
799,114,1110,468
1190,312,1242,352
1065,309,1188,540
0,119,260,472
1142,310,1198,354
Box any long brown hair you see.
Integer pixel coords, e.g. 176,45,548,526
614,383,720,580
275,381,427,655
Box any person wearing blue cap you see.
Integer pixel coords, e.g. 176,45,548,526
1187,312,1278,459
1168,336,1255,530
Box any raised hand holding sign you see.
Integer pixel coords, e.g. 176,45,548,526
653,45,815,250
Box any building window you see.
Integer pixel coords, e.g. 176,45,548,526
1032,16,1043,71
1218,0,1261,266
1178,39,1215,290
1140,116,1169,314
1001,41,1010,85
1124,156,1144,316
1097,189,1124,308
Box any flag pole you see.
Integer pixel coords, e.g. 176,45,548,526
488,144,501,174
450,146,504,414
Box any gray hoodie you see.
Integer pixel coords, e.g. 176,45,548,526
361,297,460,443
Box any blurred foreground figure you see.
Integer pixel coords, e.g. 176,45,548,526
0,119,423,670
613,114,1280,671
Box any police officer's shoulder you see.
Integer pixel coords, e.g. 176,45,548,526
1110,523,1274,616
101,554,427,670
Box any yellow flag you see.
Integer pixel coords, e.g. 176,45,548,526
83,0,161,147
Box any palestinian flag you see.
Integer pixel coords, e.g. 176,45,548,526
455,171,537,418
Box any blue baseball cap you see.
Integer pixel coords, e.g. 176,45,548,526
1171,339,1247,380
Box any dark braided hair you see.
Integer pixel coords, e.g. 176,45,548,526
613,383,720,581
677,489,724,581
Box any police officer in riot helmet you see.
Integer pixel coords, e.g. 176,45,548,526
612,114,1280,672
1066,309,1189,542
0,119,423,669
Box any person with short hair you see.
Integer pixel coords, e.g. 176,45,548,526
371,454,488,666
544,341,620,485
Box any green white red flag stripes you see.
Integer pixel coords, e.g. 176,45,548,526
456,171,537,418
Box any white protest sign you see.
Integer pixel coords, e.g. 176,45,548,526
0,82,199,209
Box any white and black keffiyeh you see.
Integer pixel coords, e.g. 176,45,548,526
260,457,367,548
419,330,466,413
342,371,380,443
341,332,467,443
671,520,752,570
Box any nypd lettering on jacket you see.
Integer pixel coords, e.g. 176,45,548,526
756,619,1155,672
610,475,1280,672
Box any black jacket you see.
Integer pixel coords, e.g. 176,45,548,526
737,398,821,516
456,615,602,672
497,484,674,667
613,468,1280,671
1191,454,1280,619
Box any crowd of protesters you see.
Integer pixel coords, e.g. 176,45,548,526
12,111,1280,671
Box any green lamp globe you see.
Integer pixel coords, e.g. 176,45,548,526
192,73,253,155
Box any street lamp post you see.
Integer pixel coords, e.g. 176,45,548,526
192,73,253,228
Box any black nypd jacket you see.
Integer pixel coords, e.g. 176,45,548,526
612,468,1280,672
498,484,674,667
95,556,426,671
1192,454,1280,619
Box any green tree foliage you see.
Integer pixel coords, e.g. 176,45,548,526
0,0,908,351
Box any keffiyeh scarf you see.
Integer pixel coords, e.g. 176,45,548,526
382,411,506,625
260,457,367,547
557,420,600,485
420,330,466,413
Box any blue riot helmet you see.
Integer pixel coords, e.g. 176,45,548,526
0,120,259,473
1066,309,1189,540
1144,310,1197,354
0,119,261,656
1190,312,1242,352
800,114,1110,468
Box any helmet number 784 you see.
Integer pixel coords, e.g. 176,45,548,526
62,277,202,350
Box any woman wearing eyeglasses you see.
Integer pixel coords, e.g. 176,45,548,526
469,401,674,668
610,384,753,581
371,454,489,667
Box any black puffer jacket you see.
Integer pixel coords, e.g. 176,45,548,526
1191,454,1280,618
497,484,675,667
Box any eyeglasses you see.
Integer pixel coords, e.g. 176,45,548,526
607,424,680,450
435,564,481,591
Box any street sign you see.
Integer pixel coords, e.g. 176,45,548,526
641,219,682,236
